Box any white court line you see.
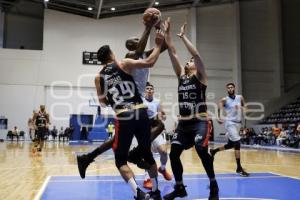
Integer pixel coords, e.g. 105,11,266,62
195,198,278,200
268,171,300,180
48,175,283,183
33,176,51,200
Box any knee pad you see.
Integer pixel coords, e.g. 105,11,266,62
115,154,127,169
233,141,241,150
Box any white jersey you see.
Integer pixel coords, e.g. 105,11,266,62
131,53,149,96
143,97,160,119
224,95,243,123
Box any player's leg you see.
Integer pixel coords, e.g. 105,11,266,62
77,137,114,179
135,109,161,200
163,124,188,200
194,120,219,200
154,135,172,181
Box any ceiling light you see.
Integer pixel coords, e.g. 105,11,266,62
154,2,159,5
88,7,93,11
111,7,116,11
44,0,49,2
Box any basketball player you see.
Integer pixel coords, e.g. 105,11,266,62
142,82,172,189
77,15,166,175
210,83,250,177
94,30,164,200
32,105,50,152
163,18,219,200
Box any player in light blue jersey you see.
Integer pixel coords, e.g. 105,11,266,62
210,83,249,177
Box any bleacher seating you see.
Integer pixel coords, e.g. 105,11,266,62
262,97,300,124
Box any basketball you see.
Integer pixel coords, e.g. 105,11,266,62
143,7,161,26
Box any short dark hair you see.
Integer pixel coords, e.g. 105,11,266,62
226,83,235,87
146,82,154,88
97,45,112,64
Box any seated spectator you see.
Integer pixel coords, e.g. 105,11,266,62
58,126,65,142
12,126,20,141
80,126,88,140
272,123,281,138
240,128,250,145
276,129,288,146
51,126,58,141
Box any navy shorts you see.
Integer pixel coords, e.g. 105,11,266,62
172,119,210,149
112,108,151,157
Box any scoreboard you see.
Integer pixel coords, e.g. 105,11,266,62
82,51,101,65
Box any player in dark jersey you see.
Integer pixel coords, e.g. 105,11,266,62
77,16,166,178
32,105,49,153
90,30,164,200
162,18,219,200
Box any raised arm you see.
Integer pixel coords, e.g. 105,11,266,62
163,17,183,78
121,29,164,71
178,23,207,85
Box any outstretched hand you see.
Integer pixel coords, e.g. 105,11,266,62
155,29,165,46
163,17,171,45
177,22,187,38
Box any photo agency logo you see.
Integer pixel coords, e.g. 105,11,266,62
49,74,265,123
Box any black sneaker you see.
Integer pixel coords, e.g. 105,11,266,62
148,189,162,200
236,168,250,177
163,184,187,200
77,154,93,179
208,180,219,200
135,188,150,200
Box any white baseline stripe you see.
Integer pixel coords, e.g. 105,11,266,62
34,176,51,200
49,175,283,183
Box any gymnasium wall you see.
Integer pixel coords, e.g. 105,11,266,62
282,0,300,91
240,0,283,104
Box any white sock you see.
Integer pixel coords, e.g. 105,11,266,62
128,177,138,196
151,177,158,192
144,170,150,180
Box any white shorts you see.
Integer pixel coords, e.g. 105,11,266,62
225,121,241,142
151,134,166,153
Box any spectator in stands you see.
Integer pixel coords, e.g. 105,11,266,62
240,128,250,145
107,122,114,139
69,125,74,140
58,126,65,142
272,123,281,138
12,126,20,141
51,126,58,141
80,126,88,140
276,129,288,146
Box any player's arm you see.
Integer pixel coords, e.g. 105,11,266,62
32,113,38,130
145,39,168,57
158,103,166,121
121,30,164,70
241,95,247,113
178,23,207,85
95,74,109,107
163,17,183,78
217,98,226,124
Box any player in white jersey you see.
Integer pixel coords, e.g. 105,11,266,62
142,82,172,189
210,83,249,177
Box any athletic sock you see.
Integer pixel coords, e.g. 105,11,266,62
128,177,138,196
151,177,158,192
236,158,242,170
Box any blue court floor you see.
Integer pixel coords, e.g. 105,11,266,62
37,172,300,200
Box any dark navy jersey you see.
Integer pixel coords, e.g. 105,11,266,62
35,112,47,127
99,62,143,111
178,74,207,116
